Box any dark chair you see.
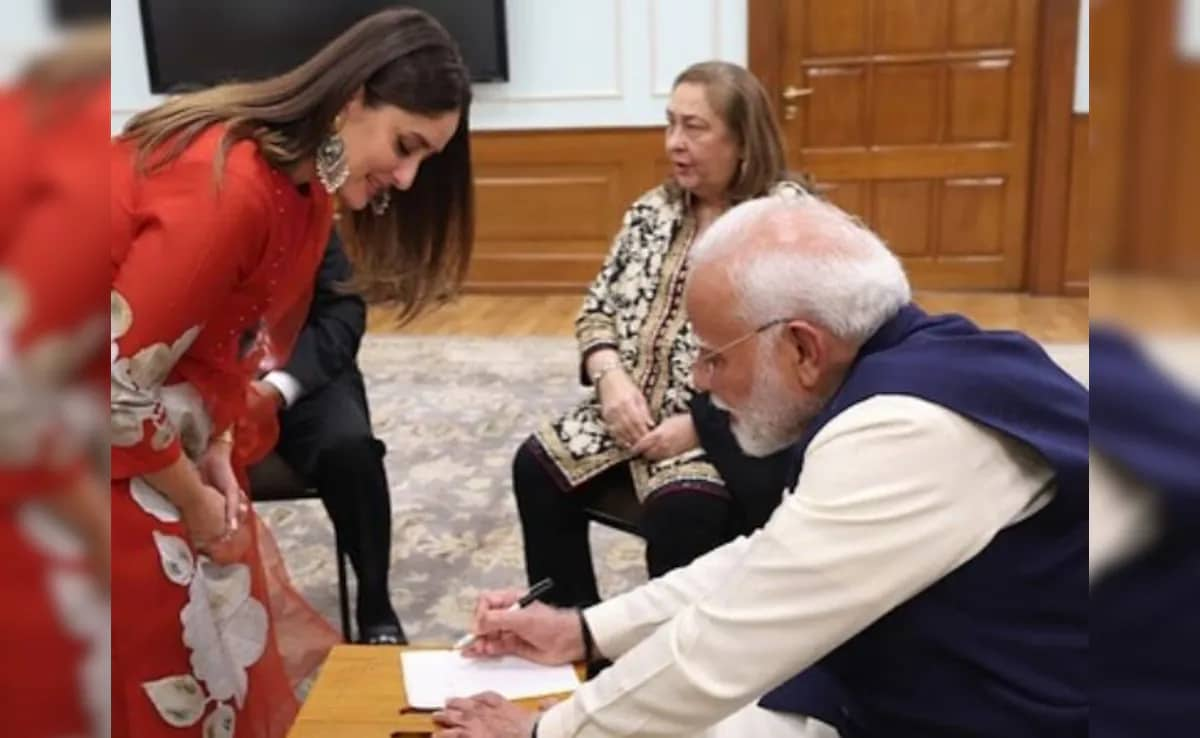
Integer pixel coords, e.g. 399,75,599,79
246,452,354,642
582,476,642,535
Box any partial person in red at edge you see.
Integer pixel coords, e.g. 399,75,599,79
0,10,111,738
110,8,475,738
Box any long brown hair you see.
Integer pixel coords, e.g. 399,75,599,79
120,8,474,318
669,61,789,203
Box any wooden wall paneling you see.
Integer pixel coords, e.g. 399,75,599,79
1165,62,1200,275
1124,0,1174,273
1025,0,1080,294
1156,10,1200,276
1099,0,1200,276
466,128,667,292
1089,0,1133,272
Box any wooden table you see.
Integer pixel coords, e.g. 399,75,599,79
288,645,582,737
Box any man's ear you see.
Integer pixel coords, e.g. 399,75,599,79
786,320,824,388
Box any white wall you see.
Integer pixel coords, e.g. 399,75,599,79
1180,0,1200,59
111,0,151,133
0,2,54,84
110,0,747,134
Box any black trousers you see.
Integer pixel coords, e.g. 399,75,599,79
512,437,735,609
275,371,397,629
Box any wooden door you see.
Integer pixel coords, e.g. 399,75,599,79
752,0,1041,289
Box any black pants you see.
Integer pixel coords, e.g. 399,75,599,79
275,371,397,631
512,437,734,608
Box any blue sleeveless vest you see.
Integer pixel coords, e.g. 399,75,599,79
758,305,1088,738
1090,326,1200,737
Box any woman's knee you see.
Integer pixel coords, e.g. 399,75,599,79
640,490,733,548
512,437,553,493
642,491,733,576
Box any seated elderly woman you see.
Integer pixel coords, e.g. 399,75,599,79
511,61,809,608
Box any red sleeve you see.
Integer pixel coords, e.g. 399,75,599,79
111,159,269,479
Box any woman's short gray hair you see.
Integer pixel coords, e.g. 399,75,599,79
690,195,912,343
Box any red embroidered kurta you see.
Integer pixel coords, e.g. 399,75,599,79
111,125,338,738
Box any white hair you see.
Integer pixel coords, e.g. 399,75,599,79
690,195,911,343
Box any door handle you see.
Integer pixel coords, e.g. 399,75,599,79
782,86,814,101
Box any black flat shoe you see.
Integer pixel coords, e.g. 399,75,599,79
358,623,407,646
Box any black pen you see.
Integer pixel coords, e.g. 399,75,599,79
453,578,555,650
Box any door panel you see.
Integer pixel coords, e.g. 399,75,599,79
950,0,1017,48
939,177,1007,256
873,180,935,256
798,0,870,57
873,63,943,145
875,0,949,52
803,66,869,147
947,60,1012,142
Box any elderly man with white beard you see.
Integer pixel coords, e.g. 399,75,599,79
432,196,1089,738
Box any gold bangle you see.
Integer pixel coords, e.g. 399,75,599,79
590,362,621,385
214,427,234,445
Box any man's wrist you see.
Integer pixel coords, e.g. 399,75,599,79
260,371,302,409
576,608,597,663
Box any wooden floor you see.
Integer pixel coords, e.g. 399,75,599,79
370,291,1089,343
1090,275,1200,334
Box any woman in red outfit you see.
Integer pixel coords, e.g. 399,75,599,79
110,9,474,738
1,24,111,738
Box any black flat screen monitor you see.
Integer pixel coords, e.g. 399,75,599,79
140,0,508,92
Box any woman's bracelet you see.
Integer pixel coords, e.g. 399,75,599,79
589,361,622,386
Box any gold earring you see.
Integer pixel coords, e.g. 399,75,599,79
316,132,349,194
316,113,350,194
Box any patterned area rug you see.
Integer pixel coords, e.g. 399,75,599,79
258,336,648,643
259,335,1090,643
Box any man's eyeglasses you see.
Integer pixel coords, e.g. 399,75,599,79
695,318,792,375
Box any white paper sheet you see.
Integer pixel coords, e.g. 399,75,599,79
400,650,581,710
